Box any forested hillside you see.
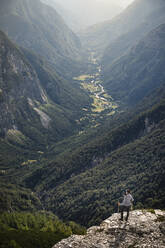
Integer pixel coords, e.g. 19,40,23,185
0,212,86,248
0,29,91,218
22,96,165,226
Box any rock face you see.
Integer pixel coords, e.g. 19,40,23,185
0,30,48,135
52,210,165,248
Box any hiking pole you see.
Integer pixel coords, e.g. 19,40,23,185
117,202,120,213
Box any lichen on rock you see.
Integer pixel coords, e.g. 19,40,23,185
52,210,165,248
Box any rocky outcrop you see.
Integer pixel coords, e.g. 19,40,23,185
52,210,165,248
144,117,157,134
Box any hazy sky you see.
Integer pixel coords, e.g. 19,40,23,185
115,0,135,8
53,0,135,9
96,0,135,8
46,0,135,30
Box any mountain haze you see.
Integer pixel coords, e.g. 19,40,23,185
41,0,82,32
0,0,82,77
48,0,122,30
81,0,165,55
102,0,165,70
103,23,165,105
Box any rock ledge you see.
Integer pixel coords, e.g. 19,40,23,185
52,210,165,248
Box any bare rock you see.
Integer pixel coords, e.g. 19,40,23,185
52,210,165,248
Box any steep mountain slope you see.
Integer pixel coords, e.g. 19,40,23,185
0,29,50,208
0,30,47,140
44,103,165,226
0,29,91,219
0,30,90,151
41,0,82,32
102,2,165,70
0,0,81,78
19,92,165,226
80,0,165,56
22,48,90,112
102,23,165,105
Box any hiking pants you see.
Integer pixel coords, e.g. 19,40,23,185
120,205,130,220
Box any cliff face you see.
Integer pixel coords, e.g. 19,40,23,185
53,210,165,248
0,30,48,136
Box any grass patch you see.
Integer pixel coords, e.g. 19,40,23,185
146,209,155,214
111,105,118,109
107,111,116,116
91,97,106,113
73,74,94,81
21,160,38,166
6,130,30,146
81,82,99,93
96,228,104,233
103,93,112,99
156,216,165,222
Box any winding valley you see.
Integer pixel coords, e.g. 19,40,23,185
74,51,119,129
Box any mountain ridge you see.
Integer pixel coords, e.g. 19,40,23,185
102,23,165,105
80,0,165,57
0,0,82,78
102,4,165,69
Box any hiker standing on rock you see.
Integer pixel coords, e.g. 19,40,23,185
118,189,134,221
